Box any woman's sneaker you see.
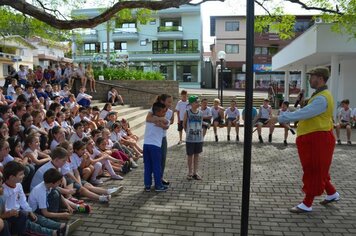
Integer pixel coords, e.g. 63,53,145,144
155,186,168,192
111,174,124,180
90,178,103,186
144,186,151,192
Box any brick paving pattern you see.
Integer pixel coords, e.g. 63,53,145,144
72,126,356,236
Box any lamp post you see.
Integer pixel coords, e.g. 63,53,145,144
217,50,226,106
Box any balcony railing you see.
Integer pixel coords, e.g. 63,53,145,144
0,52,16,60
157,26,183,32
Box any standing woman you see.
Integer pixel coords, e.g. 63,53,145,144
146,94,174,185
85,64,96,92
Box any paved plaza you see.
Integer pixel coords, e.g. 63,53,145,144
72,126,356,236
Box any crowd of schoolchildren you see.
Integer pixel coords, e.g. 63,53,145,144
0,64,139,236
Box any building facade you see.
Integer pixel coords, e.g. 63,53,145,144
72,5,203,88
210,15,313,94
0,35,36,80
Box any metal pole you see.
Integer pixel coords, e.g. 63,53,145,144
241,0,254,235
220,59,224,106
218,66,221,100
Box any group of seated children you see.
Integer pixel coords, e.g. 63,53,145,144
0,85,142,235
183,94,295,144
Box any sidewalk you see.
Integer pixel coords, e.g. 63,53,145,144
72,126,356,236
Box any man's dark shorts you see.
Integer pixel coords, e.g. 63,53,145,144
177,121,184,131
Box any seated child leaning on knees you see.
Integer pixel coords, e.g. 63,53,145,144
8,137,35,194
29,147,91,214
64,140,121,202
84,137,124,180
28,168,84,234
115,122,143,156
121,118,139,141
2,161,70,236
108,124,139,167
96,136,132,174
23,134,52,167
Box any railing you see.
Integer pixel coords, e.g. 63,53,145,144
157,26,183,32
113,28,137,33
76,50,200,56
75,29,97,35
0,52,16,60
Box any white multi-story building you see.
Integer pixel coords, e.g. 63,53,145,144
0,35,36,80
72,5,203,88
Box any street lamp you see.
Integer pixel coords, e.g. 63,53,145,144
217,50,226,106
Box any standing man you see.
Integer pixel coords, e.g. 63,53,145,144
268,67,340,213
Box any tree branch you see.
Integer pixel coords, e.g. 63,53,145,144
254,0,272,16
285,0,343,15
0,0,221,30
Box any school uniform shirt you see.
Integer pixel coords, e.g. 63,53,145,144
41,120,59,130
60,90,70,98
7,85,15,97
61,161,72,176
76,92,91,102
107,91,116,101
211,107,222,119
70,153,82,170
163,109,173,137
259,105,272,119
24,91,36,100
225,107,240,119
143,122,164,147
73,115,90,124
69,132,87,143
338,108,352,122
50,139,59,151
28,182,51,212
110,132,122,143
88,148,101,160
175,100,189,121
0,154,14,168
2,183,32,212
200,107,212,120
31,161,58,190
99,110,109,120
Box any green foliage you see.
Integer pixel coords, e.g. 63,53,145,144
255,14,296,40
94,68,164,81
0,7,70,41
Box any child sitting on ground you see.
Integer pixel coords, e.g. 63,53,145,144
76,86,92,108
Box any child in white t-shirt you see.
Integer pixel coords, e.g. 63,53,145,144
76,86,92,108
335,99,352,145
224,100,240,142
175,90,189,145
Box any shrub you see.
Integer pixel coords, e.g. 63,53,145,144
94,68,164,81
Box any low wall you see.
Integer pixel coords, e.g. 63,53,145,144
79,80,179,108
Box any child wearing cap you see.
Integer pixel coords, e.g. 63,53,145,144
278,101,295,146
183,95,205,180
255,98,274,143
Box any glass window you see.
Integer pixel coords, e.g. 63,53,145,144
102,42,115,52
152,40,174,54
254,47,261,55
84,43,99,53
122,23,136,28
225,21,240,31
225,44,239,54
176,40,199,53
114,42,127,52
150,20,156,25
176,61,198,82
140,40,147,46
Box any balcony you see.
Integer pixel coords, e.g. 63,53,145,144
129,50,200,62
157,26,183,39
0,52,16,61
112,28,139,41
76,29,98,42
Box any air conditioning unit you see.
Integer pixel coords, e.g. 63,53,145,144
315,18,323,24
146,38,152,43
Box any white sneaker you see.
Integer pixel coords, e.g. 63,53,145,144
107,186,124,196
99,195,111,202
90,178,103,186
111,174,124,180
131,160,138,168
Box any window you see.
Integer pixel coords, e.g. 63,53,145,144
102,42,114,52
150,20,156,25
114,42,127,52
176,40,199,53
84,43,100,53
122,23,136,28
152,40,174,54
225,44,239,54
140,40,147,46
225,21,240,31
254,47,278,55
